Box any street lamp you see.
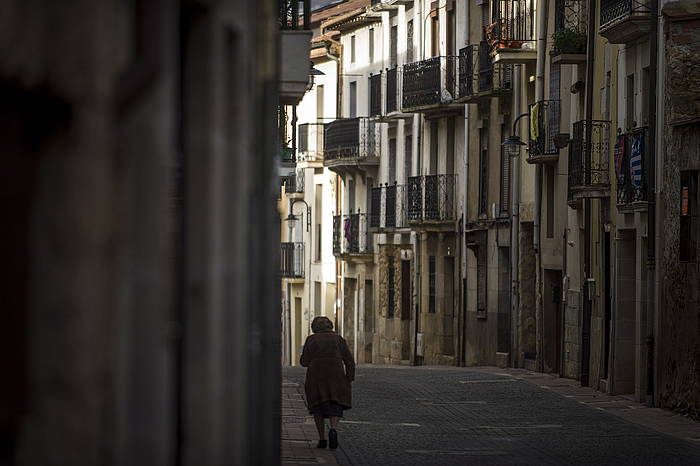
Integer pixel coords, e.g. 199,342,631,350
306,63,325,91
501,112,530,157
285,198,311,232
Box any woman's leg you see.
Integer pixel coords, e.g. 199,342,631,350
329,416,340,429
313,415,326,440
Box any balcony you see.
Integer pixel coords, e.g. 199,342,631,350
552,0,587,64
458,42,512,103
280,146,295,166
369,73,382,117
488,0,537,64
323,118,381,173
401,56,457,113
281,242,304,279
370,183,409,231
527,100,561,164
297,123,324,163
599,0,651,44
407,174,457,228
568,120,612,203
284,167,304,196
615,127,649,209
279,1,312,105
332,213,374,258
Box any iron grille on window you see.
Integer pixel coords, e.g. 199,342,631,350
281,242,304,278
487,0,536,51
407,175,457,222
600,0,651,31
402,57,457,110
370,183,408,229
615,126,648,205
370,73,382,117
459,42,512,99
386,67,398,113
324,118,381,161
528,100,561,158
554,0,587,54
279,0,309,30
568,120,612,198
332,215,341,254
297,123,324,161
285,168,305,193
500,145,511,213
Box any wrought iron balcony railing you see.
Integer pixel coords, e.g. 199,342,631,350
370,73,382,117
458,42,512,100
527,100,561,161
407,174,457,224
370,183,408,230
281,242,304,278
553,0,587,55
298,122,324,161
600,0,651,32
615,127,649,206
279,0,309,30
386,67,399,114
284,167,304,194
280,146,295,164
324,117,381,162
568,120,612,201
402,56,457,111
333,213,373,255
486,0,536,51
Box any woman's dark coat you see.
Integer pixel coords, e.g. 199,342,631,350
300,330,355,410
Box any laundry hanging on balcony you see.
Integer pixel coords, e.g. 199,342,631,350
530,102,540,141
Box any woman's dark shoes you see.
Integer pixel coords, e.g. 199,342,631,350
328,428,338,449
316,439,327,449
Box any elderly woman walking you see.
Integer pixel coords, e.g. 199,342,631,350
300,316,355,449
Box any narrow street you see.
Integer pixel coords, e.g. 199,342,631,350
283,366,700,466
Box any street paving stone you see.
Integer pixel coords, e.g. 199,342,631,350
283,365,700,466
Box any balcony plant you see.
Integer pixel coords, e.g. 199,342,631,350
552,28,587,54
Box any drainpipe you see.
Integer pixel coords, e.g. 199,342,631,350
646,0,659,406
511,65,522,368
534,0,548,373
461,0,470,367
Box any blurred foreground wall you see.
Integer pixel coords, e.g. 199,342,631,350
0,1,280,465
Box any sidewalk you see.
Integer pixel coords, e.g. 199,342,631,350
471,366,700,444
281,379,339,465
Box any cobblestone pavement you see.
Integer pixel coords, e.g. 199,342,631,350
283,365,700,466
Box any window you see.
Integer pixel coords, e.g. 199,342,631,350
348,178,355,213
546,165,554,238
351,35,356,63
387,256,395,318
680,170,698,262
389,138,397,183
430,120,438,174
404,134,412,182
476,247,487,318
626,74,635,130
447,118,455,174
406,20,414,63
369,28,374,63
349,81,357,118
316,84,324,120
315,184,323,261
642,67,650,126
430,9,439,57
390,26,398,67
499,123,511,214
478,125,489,216
428,256,436,313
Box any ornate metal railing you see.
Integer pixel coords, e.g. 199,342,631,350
568,120,612,198
600,0,651,31
528,100,560,158
487,0,536,51
279,0,309,30
280,146,295,164
402,56,457,110
370,73,382,117
333,213,373,255
459,42,512,99
386,67,398,114
407,174,457,223
553,0,587,54
297,122,324,161
281,242,304,278
324,118,381,161
615,127,649,205
285,167,304,193
370,183,408,230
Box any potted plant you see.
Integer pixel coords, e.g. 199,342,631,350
552,28,587,54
